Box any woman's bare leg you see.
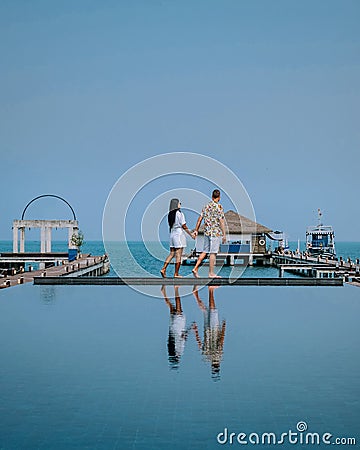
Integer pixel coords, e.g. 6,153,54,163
161,285,175,313
174,248,183,277
174,286,183,313
161,248,175,277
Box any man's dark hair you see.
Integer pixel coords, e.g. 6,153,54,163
212,189,221,199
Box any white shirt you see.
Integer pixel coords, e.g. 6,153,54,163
171,211,186,235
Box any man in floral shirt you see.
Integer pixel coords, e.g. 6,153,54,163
192,189,227,278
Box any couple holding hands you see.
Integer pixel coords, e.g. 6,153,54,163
160,189,227,278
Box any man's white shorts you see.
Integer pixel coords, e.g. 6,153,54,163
203,235,221,254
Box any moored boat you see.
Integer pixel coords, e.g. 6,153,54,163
306,209,336,259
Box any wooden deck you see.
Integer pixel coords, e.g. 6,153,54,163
272,253,359,270
271,253,360,283
0,255,109,289
33,276,343,286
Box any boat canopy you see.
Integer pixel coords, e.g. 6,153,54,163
306,228,334,235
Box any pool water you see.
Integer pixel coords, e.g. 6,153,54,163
0,283,359,449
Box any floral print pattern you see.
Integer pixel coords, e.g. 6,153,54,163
201,201,225,237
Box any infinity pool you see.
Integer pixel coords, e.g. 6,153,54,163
0,284,359,449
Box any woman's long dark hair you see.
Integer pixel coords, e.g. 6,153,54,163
168,198,180,231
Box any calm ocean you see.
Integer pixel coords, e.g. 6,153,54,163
1,240,360,278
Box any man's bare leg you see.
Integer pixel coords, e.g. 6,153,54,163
208,253,221,278
192,252,207,278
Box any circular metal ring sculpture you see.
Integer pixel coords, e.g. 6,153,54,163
21,194,77,220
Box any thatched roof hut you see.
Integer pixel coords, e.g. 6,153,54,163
224,210,272,234
198,210,272,235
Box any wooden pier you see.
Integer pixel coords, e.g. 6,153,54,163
181,249,360,287
0,254,110,289
277,264,341,278
269,252,360,286
1,250,359,289
271,253,359,274
181,253,264,266
0,196,112,290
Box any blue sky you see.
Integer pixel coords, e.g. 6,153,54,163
1,0,359,241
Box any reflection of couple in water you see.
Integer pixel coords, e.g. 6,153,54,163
160,285,226,380
160,189,227,278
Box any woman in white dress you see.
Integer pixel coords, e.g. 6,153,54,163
161,285,188,370
160,198,195,278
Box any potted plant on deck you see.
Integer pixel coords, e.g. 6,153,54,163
70,231,85,258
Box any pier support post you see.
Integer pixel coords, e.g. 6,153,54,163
68,226,73,247
40,227,46,253
45,227,52,253
19,227,25,253
13,225,18,253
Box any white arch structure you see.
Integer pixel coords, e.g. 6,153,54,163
13,220,79,253
13,194,79,253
